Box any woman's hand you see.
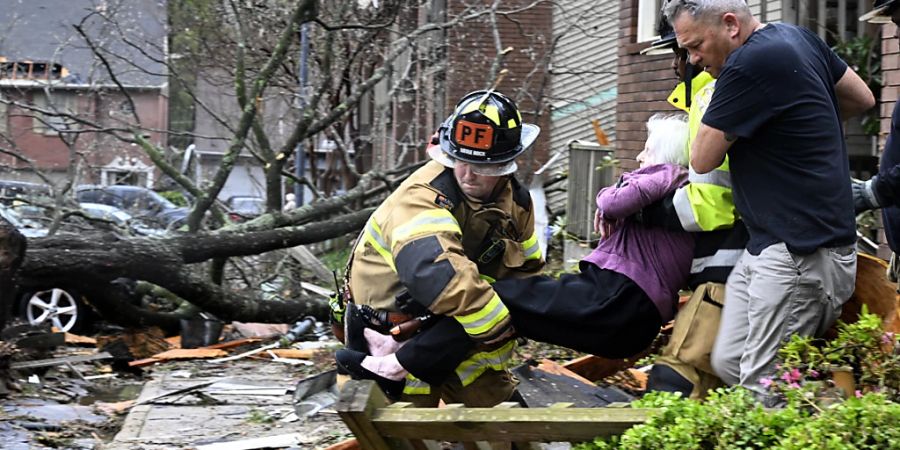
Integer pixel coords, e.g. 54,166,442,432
594,209,616,239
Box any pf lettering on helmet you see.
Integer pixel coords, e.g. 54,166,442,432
428,90,541,177
455,120,494,150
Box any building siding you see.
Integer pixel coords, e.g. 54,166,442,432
615,0,779,171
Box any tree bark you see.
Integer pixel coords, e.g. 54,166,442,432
0,218,26,330
18,208,372,324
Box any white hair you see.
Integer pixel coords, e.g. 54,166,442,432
663,0,751,24
645,113,689,167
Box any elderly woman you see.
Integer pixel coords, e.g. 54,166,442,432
339,114,695,398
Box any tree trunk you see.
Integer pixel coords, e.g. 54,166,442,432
0,218,26,330
17,208,372,324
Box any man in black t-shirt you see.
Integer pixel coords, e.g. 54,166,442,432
663,0,875,404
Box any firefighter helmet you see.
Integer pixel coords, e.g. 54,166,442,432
640,16,678,55
428,90,540,176
860,0,898,22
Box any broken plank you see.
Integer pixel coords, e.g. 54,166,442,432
149,348,227,360
262,348,318,359
322,438,359,450
129,348,229,367
207,342,280,364
131,378,225,407
204,337,266,351
10,352,112,370
63,332,97,345
536,359,595,385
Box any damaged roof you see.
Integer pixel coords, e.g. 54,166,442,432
0,0,167,88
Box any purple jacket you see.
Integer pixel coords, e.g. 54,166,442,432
581,164,694,322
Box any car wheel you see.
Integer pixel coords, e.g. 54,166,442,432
20,288,88,333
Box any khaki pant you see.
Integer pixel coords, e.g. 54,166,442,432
711,243,856,400
655,282,726,399
401,369,518,407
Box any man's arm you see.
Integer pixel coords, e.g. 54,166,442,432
835,66,875,120
690,124,733,174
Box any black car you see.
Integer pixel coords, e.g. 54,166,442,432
75,185,189,230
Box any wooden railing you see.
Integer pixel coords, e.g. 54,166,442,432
336,379,650,450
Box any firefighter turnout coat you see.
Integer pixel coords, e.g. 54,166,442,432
347,160,544,389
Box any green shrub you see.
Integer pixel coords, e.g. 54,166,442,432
575,389,900,450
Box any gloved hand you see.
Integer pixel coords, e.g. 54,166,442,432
852,177,882,214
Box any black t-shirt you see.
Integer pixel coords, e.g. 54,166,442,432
879,101,900,252
702,23,854,255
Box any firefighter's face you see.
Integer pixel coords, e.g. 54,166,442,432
454,162,503,200
671,48,688,79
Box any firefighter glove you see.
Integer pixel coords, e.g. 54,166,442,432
852,177,882,214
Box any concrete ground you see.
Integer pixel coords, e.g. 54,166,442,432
106,358,351,450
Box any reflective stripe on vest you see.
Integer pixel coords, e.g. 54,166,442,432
392,209,461,250
522,230,542,261
402,375,431,395
688,166,731,188
363,218,396,272
453,293,509,338
673,170,737,232
455,339,517,387
690,249,743,274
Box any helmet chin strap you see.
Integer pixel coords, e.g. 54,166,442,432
682,61,706,109
683,60,695,109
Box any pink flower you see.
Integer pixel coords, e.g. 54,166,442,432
808,369,820,378
760,377,774,389
781,368,802,383
788,382,801,389
882,332,896,345
855,390,863,398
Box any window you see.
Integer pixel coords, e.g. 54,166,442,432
792,0,869,43
32,91,78,135
637,0,662,43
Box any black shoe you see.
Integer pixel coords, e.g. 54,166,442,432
335,349,405,400
646,364,694,396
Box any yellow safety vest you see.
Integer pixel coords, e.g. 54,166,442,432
667,72,739,232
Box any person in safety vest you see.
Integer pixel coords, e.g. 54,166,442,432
336,114,697,401
333,90,545,406
853,2,900,282
635,15,750,399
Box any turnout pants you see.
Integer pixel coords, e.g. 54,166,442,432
650,282,726,399
396,264,663,386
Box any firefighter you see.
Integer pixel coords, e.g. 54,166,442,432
637,17,750,399
334,90,544,406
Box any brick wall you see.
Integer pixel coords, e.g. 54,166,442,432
881,24,899,152
615,0,681,172
1,88,166,184
445,0,553,173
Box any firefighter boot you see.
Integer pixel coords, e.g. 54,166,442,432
646,363,694,397
335,349,405,400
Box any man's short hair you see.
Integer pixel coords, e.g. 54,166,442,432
646,113,689,167
663,0,751,24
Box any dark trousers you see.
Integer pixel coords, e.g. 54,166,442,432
396,265,663,385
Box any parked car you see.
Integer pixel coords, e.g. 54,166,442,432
225,195,265,222
75,185,189,230
0,180,52,206
0,203,48,238
78,202,166,237
0,204,91,332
